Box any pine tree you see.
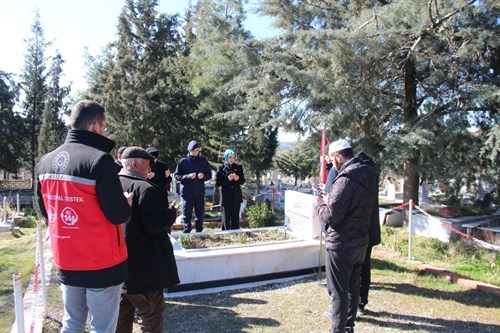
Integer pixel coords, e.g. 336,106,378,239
38,51,70,158
0,72,24,175
253,0,499,206
87,0,196,166
20,11,48,184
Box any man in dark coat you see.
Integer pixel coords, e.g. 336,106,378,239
175,140,212,233
216,149,246,230
316,139,379,333
146,147,172,204
116,147,180,333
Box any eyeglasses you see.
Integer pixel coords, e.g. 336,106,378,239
97,122,109,134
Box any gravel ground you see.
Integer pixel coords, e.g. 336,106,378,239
42,247,500,333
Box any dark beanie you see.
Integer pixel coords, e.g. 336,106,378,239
187,140,200,151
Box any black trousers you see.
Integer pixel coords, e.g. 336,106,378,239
325,245,367,333
359,245,373,307
221,202,241,230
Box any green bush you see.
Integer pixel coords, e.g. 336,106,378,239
17,215,37,228
246,203,275,228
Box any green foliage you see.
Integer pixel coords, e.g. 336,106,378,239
246,203,275,228
381,226,500,286
86,0,198,166
274,139,317,185
18,215,37,228
38,51,70,159
0,72,24,173
20,10,49,182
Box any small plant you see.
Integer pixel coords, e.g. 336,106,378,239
18,215,37,228
246,203,275,228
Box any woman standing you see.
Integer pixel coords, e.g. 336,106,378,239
216,149,245,230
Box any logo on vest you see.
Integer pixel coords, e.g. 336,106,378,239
60,207,78,226
52,151,70,173
47,205,57,225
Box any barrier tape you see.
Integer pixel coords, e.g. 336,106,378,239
391,201,497,249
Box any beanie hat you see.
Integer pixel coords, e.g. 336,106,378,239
187,140,200,151
224,149,235,164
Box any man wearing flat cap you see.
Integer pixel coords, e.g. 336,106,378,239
146,147,172,204
117,147,180,332
174,140,212,233
316,139,380,333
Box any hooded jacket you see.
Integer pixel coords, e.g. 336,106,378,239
317,152,379,250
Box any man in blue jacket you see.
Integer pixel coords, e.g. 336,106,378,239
175,140,212,233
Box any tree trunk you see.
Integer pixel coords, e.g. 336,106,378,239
402,57,419,225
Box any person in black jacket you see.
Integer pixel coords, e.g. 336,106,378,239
316,139,379,333
175,140,212,233
146,147,172,205
114,146,126,173
37,100,132,333
216,149,246,230
116,147,180,333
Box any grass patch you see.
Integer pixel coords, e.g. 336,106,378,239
0,226,38,331
381,226,500,286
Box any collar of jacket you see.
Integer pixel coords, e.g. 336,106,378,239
119,169,147,180
65,129,116,153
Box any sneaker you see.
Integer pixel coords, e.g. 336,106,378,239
317,278,327,287
357,305,365,316
323,308,333,319
345,327,354,333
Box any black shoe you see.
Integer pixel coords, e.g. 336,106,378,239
345,327,354,333
357,305,365,316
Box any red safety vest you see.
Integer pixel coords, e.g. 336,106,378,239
39,174,127,270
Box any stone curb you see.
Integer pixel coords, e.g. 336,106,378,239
414,261,500,297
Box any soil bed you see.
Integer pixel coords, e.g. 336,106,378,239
174,228,295,249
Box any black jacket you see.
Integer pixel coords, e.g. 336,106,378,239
216,163,245,205
119,170,180,293
317,152,379,250
149,160,172,195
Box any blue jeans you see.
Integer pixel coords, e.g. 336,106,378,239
61,283,122,333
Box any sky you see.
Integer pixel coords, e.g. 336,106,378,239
0,0,299,141
0,0,277,92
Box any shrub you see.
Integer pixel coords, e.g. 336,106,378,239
246,203,275,228
18,215,37,228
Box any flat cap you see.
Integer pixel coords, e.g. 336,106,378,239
146,147,159,157
121,146,155,162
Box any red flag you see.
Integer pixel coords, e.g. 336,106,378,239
320,130,329,184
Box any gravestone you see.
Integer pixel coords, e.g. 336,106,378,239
284,190,321,239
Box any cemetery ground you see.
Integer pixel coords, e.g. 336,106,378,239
2,226,497,333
